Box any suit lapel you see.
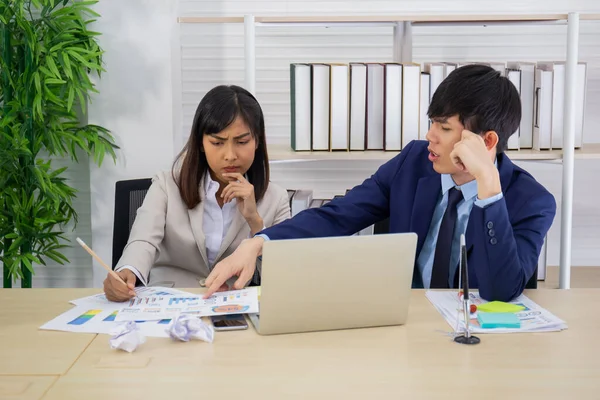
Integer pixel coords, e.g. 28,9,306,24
188,176,210,271
214,208,246,262
465,213,475,254
410,174,442,255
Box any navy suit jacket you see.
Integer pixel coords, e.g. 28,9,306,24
261,140,556,301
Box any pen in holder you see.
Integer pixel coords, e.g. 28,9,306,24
454,234,481,345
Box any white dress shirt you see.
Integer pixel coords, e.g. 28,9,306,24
202,174,237,267
117,174,236,286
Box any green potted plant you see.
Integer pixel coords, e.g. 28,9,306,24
0,0,118,288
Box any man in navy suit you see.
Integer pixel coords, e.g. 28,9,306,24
204,64,556,302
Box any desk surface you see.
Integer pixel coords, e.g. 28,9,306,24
0,289,96,375
29,288,599,400
0,376,57,400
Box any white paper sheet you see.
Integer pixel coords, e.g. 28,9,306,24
69,286,194,309
114,287,259,322
426,290,568,334
39,305,175,338
40,287,258,337
39,287,199,338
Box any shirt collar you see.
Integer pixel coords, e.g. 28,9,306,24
440,159,498,202
204,172,220,196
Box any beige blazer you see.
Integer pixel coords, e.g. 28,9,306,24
115,171,290,287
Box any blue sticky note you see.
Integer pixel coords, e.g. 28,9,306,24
477,312,521,329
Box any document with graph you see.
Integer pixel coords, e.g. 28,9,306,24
39,306,175,337
69,286,193,308
114,287,259,322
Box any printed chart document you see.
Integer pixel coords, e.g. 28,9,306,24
114,287,259,322
69,286,193,308
40,306,174,337
40,287,258,337
41,287,198,337
426,290,568,334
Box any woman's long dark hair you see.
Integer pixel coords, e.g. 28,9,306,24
172,85,269,209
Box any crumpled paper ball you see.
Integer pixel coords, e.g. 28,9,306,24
109,321,146,353
166,314,215,343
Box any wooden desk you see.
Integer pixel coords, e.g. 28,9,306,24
0,376,57,400
0,289,98,375
42,289,600,399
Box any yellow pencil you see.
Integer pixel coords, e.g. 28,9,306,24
76,237,128,287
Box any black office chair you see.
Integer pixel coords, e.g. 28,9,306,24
112,178,153,269
373,218,390,235
371,217,538,289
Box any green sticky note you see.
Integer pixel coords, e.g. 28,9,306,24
477,312,521,329
477,301,525,313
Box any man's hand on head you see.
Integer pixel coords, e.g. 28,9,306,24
450,130,501,200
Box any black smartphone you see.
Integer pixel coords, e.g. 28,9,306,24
210,314,248,331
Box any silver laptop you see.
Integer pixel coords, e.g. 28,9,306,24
248,232,417,335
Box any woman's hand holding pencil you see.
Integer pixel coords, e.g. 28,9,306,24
76,237,137,302
103,269,137,302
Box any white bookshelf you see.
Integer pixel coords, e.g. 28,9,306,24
267,143,600,162
179,14,600,23
178,12,600,289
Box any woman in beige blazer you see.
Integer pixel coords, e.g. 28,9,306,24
103,85,290,301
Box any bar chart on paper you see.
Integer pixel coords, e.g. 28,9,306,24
44,307,118,334
69,287,194,308
115,288,260,322
126,296,203,307
41,306,176,337
103,310,170,324
68,309,102,325
36,286,202,337
103,311,118,322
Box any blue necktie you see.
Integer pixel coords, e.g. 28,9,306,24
430,187,463,288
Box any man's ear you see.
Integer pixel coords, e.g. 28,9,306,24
483,131,499,151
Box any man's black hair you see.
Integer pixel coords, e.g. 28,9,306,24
428,64,521,153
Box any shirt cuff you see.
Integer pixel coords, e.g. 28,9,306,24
253,233,270,261
115,265,147,286
254,233,271,241
474,192,503,208
249,226,267,239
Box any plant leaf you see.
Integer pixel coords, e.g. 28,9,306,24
34,72,42,94
46,250,69,265
67,86,74,112
34,93,43,120
45,78,66,85
46,56,61,78
76,88,86,114
21,257,34,273
62,52,72,79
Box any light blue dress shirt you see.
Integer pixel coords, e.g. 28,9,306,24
416,173,503,288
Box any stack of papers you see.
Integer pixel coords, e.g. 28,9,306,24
40,287,259,338
426,290,568,334
114,287,259,322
